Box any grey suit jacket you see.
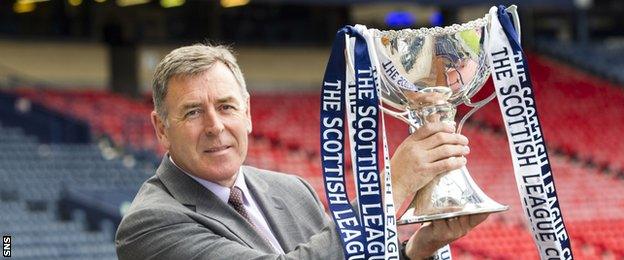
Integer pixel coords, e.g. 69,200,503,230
115,157,345,259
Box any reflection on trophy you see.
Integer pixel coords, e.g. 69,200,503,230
363,7,519,225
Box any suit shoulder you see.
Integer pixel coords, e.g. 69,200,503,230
115,176,195,243
242,165,322,204
122,175,191,220
243,165,308,187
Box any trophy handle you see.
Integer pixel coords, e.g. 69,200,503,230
379,106,420,129
457,91,496,133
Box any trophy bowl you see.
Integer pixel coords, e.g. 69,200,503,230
366,9,515,224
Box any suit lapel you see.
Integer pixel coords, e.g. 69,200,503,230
244,166,298,252
156,157,274,253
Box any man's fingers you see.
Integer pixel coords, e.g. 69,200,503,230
445,217,467,238
408,122,454,141
468,213,490,228
419,132,469,150
429,219,450,240
427,156,466,175
410,215,490,258
457,215,471,232
429,218,463,243
427,144,469,162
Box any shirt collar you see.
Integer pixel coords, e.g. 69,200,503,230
168,155,249,204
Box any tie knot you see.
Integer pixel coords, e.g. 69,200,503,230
228,186,244,207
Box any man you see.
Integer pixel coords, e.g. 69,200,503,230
115,44,487,259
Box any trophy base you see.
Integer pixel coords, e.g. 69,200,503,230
397,204,509,225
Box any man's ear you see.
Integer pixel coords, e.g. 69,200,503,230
151,111,171,150
245,98,252,133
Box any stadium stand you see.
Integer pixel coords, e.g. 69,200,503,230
536,39,624,85
0,124,130,259
2,51,624,258
0,200,115,260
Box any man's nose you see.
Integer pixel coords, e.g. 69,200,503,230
203,108,225,135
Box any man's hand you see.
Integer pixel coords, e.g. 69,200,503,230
405,214,490,259
387,121,483,259
390,122,470,206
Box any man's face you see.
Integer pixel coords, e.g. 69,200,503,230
152,62,251,187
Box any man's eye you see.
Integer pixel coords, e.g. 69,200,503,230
221,105,236,111
185,110,201,118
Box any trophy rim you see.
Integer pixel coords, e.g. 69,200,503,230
371,14,490,38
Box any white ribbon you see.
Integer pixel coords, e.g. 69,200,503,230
487,6,573,260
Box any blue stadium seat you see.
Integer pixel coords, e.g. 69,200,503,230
0,123,150,259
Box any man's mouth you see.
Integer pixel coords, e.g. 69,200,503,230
204,146,231,153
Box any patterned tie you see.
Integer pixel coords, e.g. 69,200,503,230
228,186,277,252
228,186,254,225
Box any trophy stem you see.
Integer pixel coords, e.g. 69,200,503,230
406,86,457,128
398,88,508,225
407,110,420,134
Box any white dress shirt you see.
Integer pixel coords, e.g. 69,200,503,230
168,156,284,253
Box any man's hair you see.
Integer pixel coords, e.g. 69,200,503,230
152,43,249,120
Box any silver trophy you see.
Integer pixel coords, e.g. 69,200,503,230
362,6,519,224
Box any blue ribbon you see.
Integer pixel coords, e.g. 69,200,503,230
352,29,386,259
320,26,386,259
